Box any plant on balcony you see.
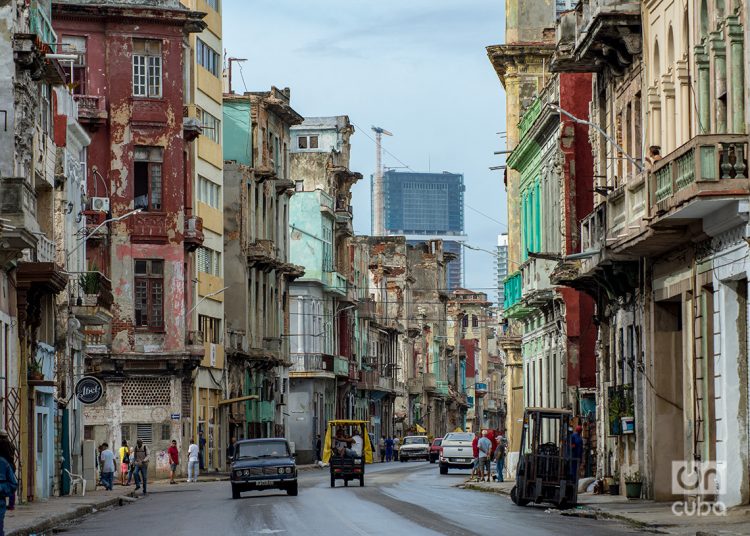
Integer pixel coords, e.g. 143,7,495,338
28,358,43,381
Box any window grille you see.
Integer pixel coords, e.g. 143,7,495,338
122,377,171,406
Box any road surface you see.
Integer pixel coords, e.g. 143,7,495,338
60,462,640,535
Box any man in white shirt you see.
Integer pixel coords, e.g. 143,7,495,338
187,438,200,482
352,433,363,457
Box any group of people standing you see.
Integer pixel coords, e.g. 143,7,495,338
469,429,507,483
97,436,205,495
377,436,401,462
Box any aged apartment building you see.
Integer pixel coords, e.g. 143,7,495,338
179,0,225,472
286,116,363,462
223,88,304,441
52,0,206,478
486,0,556,472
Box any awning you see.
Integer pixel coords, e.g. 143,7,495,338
218,395,260,406
415,424,427,433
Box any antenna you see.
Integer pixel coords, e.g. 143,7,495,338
371,126,393,235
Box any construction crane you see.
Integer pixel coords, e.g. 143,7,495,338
371,126,393,235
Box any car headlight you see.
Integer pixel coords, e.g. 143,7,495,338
243,469,250,476
277,467,284,474
285,467,292,474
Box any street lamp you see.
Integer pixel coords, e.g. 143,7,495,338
187,285,230,316
65,208,143,264
545,103,644,173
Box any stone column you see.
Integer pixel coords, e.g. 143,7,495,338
694,43,711,133
675,59,691,144
662,75,676,153
727,16,745,133
710,31,728,133
647,85,662,149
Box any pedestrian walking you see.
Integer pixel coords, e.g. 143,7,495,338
118,440,130,486
314,434,321,463
0,433,18,536
99,442,115,490
385,436,394,462
198,431,206,471
132,439,149,496
226,436,237,468
187,438,200,482
378,436,386,462
477,431,492,482
494,434,507,482
570,425,583,480
167,439,179,484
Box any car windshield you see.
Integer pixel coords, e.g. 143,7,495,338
433,439,442,446
235,440,289,459
445,433,474,442
403,437,428,445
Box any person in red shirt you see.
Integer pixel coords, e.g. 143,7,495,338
167,439,179,484
468,431,480,481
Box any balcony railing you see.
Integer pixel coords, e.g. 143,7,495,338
650,134,748,212
423,372,437,392
131,212,168,243
71,271,114,325
333,356,349,377
0,178,38,251
324,271,347,296
73,95,107,126
290,353,328,373
36,235,56,263
184,215,204,251
503,272,522,310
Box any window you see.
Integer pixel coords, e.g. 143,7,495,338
472,315,479,328
297,135,318,149
197,247,221,277
196,38,220,77
39,84,51,136
161,423,171,441
61,35,86,94
199,314,222,344
205,0,219,11
199,108,221,144
121,425,131,442
134,259,164,329
132,39,161,97
198,175,221,209
134,146,163,211
136,423,153,443
294,180,304,192
84,426,94,441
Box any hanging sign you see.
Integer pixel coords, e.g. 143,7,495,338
75,376,103,405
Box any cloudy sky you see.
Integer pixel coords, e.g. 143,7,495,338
224,0,508,300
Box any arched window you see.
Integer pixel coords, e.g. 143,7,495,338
667,26,675,69
472,315,479,328
682,12,689,57
700,0,709,38
653,39,661,83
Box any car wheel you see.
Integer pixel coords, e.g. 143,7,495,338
231,485,240,500
344,479,348,487
429,455,436,464
330,474,335,488
439,465,448,475
287,482,298,496
359,476,364,487
511,485,529,506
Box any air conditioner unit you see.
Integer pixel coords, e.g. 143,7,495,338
90,197,110,212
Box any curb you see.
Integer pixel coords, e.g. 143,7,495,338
7,492,134,536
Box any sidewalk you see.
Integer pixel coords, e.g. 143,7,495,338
461,480,750,536
5,466,322,536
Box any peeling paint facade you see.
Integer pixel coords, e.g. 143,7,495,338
52,0,206,478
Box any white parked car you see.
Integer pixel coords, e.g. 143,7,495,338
439,432,475,474
398,435,430,462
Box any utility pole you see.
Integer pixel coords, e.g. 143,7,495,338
371,126,392,235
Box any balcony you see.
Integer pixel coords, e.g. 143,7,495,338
649,135,749,234
182,104,201,142
551,0,642,73
436,380,449,397
22,234,56,264
184,215,204,251
70,271,114,325
74,95,107,129
290,353,333,375
358,369,379,390
323,271,347,297
186,330,205,359
130,212,168,243
249,400,275,423
475,382,488,397
357,298,376,320
333,356,349,377
0,178,39,253
521,257,556,307
423,372,437,392
407,377,423,395
262,337,282,354
246,239,278,268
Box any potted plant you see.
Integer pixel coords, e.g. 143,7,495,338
609,470,621,495
624,470,642,499
28,359,44,381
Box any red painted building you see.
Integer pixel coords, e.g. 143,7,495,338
52,0,205,463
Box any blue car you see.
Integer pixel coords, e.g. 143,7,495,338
230,438,298,499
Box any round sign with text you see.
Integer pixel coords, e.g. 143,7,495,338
75,376,103,405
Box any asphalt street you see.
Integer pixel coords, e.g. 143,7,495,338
60,462,641,536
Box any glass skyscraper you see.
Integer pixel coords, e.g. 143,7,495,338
496,234,508,312
372,170,466,289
